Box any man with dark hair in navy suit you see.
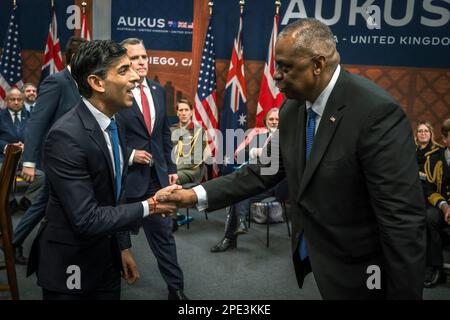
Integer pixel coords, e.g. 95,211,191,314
12,36,88,262
118,38,187,300
27,40,178,300
0,88,44,264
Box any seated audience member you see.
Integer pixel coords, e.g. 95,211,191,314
170,99,207,185
210,108,281,253
22,82,37,113
423,118,450,288
415,121,441,182
0,88,44,264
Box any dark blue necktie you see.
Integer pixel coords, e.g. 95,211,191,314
13,112,21,135
107,119,121,204
299,107,317,261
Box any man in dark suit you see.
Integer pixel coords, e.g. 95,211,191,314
12,37,87,258
28,40,178,300
118,38,187,300
161,18,426,299
0,88,44,264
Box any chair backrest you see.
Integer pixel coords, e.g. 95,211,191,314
0,144,22,300
274,178,289,202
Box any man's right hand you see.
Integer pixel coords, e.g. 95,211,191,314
157,189,198,208
133,150,152,165
442,203,450,226
21,166,36,183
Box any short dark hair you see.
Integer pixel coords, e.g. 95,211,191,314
175,98,192,111
442,119,450,137
22,82,37,91
70,40,127,98
65,36,88,65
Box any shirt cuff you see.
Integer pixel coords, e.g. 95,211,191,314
438,201,448,210
249,148,257,159
129,149,136,166
193,185,208,211
142,200,150,217
22,162,36,168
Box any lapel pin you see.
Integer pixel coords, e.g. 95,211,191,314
151,85,157,90
330,116,336,123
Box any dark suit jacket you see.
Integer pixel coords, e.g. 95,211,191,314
32,101,143,294
0,108,29,162
22,68,80,166
202,69,426,299
118,79,176,198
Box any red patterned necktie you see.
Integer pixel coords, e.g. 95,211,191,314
139,83,152,135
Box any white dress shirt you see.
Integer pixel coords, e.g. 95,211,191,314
84,98,150,217
193,65,342,211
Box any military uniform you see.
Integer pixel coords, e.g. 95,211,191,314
424,147,450,269
170,122,207,185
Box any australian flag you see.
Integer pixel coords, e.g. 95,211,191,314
0,4,23,108
220,14,247,175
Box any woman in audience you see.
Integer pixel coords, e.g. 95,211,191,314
415,121,440,177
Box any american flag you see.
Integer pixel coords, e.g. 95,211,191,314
40,7,64,82
255,14,283,127
0,5,23,108
194,16,219,178
220,14,248,175
81,12,91,40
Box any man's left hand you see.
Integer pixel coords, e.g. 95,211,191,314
121,249,140,285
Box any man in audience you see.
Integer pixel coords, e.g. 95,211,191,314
210,108,282,252
12,37,87,260
118,38,187,300
22,83,37,113
160,18,426,299
0,88,44,264
27,40,178,300
423,118,450,288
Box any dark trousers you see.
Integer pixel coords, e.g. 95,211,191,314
225,186,277,240
12,178,49,247
42,262,121,300
127,174,184,293
426,206,445,268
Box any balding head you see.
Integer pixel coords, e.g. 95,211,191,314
5,87,24,112
279,18,340,69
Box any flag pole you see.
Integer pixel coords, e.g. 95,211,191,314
51,0,54,7
239,0,245,15
82,1,87,14
13,0,16,9
208,1,213,16
275,0,281,15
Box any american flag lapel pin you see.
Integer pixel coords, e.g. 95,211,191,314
330,116,336,123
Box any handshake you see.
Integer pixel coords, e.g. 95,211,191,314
146,184,198,217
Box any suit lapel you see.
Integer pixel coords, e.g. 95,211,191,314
77,101,116,195
148,81,160,127
298,72,347,197
131,97,148,135
296,102,307,185
116,116,128,199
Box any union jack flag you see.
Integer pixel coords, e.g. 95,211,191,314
194,16,219,178
255,14,283,127
220,14,247,175
0,5,23,108
40,6,64,82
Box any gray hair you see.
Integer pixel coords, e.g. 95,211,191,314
120,37,145,48
279,18,336,58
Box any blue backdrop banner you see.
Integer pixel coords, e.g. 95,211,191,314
111,0,194,52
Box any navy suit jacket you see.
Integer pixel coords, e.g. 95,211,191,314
32,101,143,294
0,108,29,162
119,79,176,198
22,68,80,166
